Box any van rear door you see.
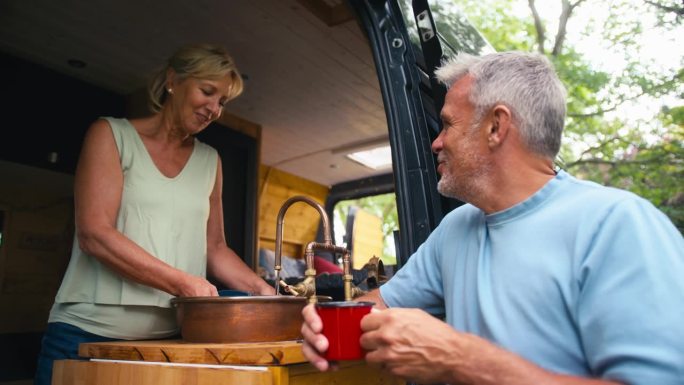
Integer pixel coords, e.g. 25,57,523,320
347,0,491,266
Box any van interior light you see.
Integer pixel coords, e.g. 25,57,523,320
346,145,392,170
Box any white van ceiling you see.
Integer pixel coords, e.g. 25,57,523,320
0,0,391,187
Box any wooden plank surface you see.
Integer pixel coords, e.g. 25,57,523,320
52,359,403,385
288,361,404,385
53,360,276,385
78,339,307,366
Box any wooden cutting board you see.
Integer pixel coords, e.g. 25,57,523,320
78,339,307,366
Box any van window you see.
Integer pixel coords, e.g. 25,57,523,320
397,0,493,60
333,192,398,274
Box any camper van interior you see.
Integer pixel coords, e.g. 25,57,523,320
0,0,488,382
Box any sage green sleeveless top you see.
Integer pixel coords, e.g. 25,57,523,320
50,117,218,338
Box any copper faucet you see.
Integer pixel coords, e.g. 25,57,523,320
274,195,353,303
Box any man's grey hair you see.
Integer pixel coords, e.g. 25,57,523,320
434,51,567,159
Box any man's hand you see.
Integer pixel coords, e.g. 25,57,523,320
360,307,463,384
301,290,385,371
301,303,334,371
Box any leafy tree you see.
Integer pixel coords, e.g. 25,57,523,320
456,0,684,231
333,0,682,257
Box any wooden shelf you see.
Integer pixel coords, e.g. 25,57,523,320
78,339,306,366
53,339,403,385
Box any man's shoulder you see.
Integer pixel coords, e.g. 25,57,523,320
554,171,671,227
556,170,644,206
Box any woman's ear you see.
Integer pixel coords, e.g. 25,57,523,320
165,68,176,90
487,104,512,148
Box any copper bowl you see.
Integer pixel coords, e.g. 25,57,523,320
171,295,330,343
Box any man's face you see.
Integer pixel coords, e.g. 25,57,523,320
431,75,491,201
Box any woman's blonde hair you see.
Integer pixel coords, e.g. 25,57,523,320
148,43,244,112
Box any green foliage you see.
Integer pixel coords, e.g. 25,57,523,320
458,0,536,52
453,0,684,232
337,1,683,247
334,193,398,265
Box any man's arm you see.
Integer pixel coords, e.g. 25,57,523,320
355,288,387,309
360,308,623,385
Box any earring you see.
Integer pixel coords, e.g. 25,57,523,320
167,88,173,94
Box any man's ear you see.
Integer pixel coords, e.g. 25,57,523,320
488,104,513,148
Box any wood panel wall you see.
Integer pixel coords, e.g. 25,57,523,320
0,161,74,333
257,166,329,259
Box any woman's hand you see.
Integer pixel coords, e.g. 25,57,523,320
254,284,276,296
176,274,218,297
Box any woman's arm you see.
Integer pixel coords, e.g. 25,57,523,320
74,119,216,297
205,157,274,295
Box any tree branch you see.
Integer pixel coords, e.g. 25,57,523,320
573,134,632,160
568,105,619,118
528,0,546,54
568,71,683,118
643,0,684,16
565,157,668,169
566,135,682,169
551,0,587,56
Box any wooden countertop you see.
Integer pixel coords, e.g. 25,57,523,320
78,339,307,366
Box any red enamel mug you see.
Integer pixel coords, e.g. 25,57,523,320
315,301,375,361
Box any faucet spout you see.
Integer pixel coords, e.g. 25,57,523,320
274,195,352,303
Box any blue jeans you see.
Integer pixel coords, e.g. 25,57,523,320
34,322,119,385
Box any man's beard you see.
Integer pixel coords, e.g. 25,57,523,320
437,154,490,203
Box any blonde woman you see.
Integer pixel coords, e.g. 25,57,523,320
35,44,274,385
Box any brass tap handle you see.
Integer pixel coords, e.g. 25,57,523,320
278,280,299,296
288,276,317,301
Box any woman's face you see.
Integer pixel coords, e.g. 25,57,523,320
170,75,234,135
